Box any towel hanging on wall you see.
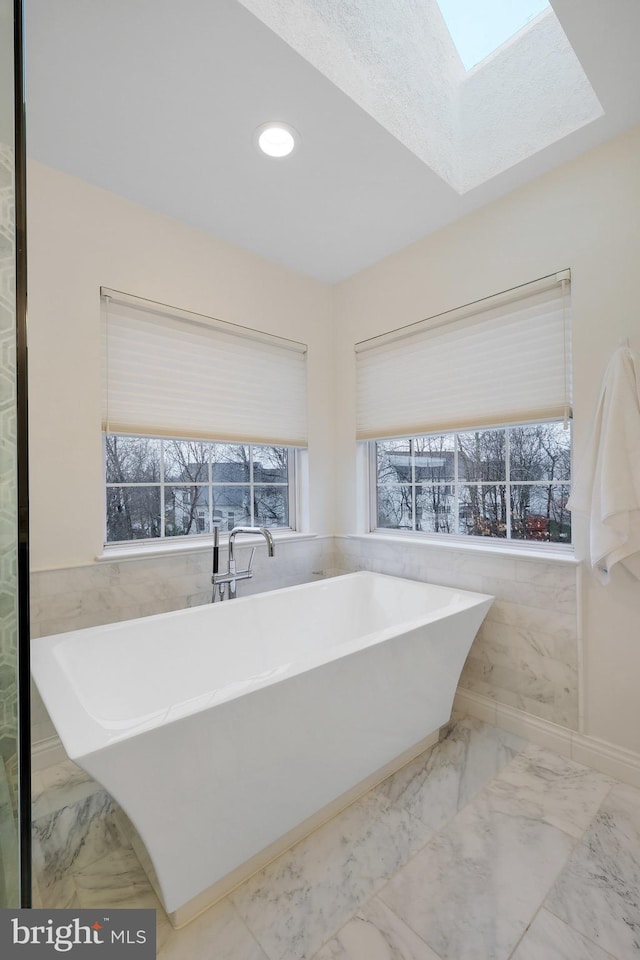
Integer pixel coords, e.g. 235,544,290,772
568,343,640,583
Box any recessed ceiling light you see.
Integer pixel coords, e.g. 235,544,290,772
255,122,299,158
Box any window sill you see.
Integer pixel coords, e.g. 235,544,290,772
343,531,579,564
97,531,324,563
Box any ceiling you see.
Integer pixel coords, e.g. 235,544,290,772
23,0,640,283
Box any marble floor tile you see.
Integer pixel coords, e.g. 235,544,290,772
312,896,442,960
31,718,632,960
30,768,46,816
33,789,123,905
379,767,577,960
487,745,613,839
32,760,100,819
375,716,525,834
546,781,640,958
72,847,173,953
510,909,615,960
41,760,102,809
32,832,80,909
40,758,94,790
31,876,44,908
230,791,424,960
158,898,269,960
72,847,158,909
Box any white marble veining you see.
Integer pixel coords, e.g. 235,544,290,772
229,790,423,960
375,715,525,830
229,719,523,960
487,745,613,839
378,744,599,960
313,896,441,960
30,537,335,636
382,802,573,959
31,759,97,819
486,600,578,666
158,898,268,960
478,575,576,616
335,535,579,731
511,909,615,960
71,848,174,953
73,848,159,910
33,788,122,907
33,716,640,960
460,651,579,729
546,781,640,958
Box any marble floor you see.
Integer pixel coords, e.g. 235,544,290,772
31,716,640,960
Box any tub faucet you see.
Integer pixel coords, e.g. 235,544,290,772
212,526,275,601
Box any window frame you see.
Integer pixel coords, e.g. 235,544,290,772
368,418,573,551
103,432,299,547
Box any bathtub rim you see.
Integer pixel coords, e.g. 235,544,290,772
31,571,494,761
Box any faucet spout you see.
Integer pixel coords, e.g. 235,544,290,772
212,526,275,601
228,526,274,562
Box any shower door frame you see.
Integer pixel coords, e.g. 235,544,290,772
14,0,31,908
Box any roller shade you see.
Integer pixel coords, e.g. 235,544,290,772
102,289,308,446
355,272,571,440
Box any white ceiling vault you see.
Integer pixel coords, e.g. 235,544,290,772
24,0,640,283
237,0,603,193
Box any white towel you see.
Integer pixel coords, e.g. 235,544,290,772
567,345,640,583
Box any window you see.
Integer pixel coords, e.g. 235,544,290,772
101,289,307,545
437,0,549,71
374,421,571,543
105,435,293,543
356,271,572,547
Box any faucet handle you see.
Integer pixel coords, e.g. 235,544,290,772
235,546,257,578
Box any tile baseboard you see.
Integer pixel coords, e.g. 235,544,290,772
455,688,640,788
31,735,67,771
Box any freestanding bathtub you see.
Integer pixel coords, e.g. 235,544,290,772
31,571,492,925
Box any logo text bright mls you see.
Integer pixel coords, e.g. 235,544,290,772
1,909,156,957
12,918,107,951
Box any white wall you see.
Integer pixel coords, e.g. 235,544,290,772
26,161,335,570
334,125,640,754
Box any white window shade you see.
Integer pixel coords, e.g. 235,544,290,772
355,273,571,440
102,289,308,446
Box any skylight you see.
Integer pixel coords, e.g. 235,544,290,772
437,0,550,71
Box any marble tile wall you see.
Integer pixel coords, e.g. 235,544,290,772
30,535,338,744
334,535,580,730
30,536,338,639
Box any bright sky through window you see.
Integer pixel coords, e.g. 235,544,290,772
437,0,550,71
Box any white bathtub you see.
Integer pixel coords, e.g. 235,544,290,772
31,571,492,924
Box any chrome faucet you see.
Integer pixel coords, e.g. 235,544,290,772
212,526,275,601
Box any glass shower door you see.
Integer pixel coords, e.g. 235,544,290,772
0,0,29,908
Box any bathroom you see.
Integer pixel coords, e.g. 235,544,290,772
2,0,640,958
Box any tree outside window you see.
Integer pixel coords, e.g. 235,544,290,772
105,435,292,542
375,421,571,544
